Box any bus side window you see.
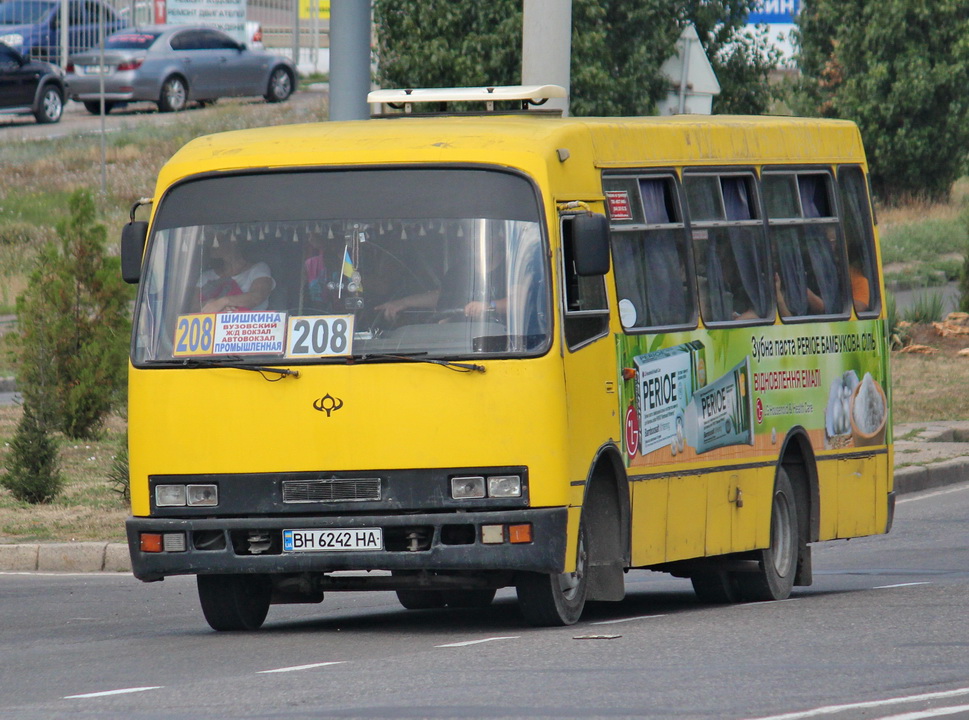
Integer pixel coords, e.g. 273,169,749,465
561,215,609,349
684,172,773,325
605,175,696,331
765,171,849,320
838,166,881,316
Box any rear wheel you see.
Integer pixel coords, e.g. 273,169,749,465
734,467,799,602
158,76,187,112
82,100,114,115
197,574,272,631
264,66,293,103
34,84,63,123
516,522,588,626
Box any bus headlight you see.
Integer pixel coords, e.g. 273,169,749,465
451,476,486,499
488,475,522,498
155,484,186,507
186,484,219,507
155,483,219,507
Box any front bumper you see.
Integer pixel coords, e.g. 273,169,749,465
127,506,568,581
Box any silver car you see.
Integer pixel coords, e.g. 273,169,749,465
65,24,295,113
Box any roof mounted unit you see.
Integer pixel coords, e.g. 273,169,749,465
367,84,568,117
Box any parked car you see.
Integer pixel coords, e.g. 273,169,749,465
65,24,295,114
0,40,63,122
0,0,124,61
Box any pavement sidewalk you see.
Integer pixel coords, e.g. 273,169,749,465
1,421,967,574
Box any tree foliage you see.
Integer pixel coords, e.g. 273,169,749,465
13,190,131,439
795,0,969,203
1,404,62,504
373,0,774,117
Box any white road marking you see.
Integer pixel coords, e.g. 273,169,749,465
64,686,162,699
873,582,932,589
591,614,666,625
435,636,519,648
745,686,969,720
871,704,969,720
257,661,344,674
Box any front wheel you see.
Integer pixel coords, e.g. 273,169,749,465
516,523,588,626
734,467,799,602
264,67,293,103
158,76,188,112
34,85,63,123
197,574,272,631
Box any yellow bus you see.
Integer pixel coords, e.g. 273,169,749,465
121,85,893,631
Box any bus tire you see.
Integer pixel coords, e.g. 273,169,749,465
395,589,446,610
734,467,799,602
197,574,272,631
516,522,588,626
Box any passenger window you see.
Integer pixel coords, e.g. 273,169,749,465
605,175,697,331
171,31,201,51
838,166,881,317
684,172,773,325
765,171,849,320
561,214,609,349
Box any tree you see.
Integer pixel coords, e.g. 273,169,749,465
13,189,131,439
1,403,62,504
795,0,969,203
373,0,774,117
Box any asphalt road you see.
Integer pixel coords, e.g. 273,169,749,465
2,482,968,720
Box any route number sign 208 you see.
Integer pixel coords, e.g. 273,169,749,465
286,315,355,358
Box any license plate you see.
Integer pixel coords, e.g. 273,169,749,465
283,528,382,552
81,65,107,75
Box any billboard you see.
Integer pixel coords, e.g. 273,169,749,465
748,0,800,25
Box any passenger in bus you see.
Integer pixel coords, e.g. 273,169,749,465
198,237,275,313
848,257,870,313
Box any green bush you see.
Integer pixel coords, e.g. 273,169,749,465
12,189,132,440
901,292,947,325
1,404,62,504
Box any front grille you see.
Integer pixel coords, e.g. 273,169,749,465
282,478,381,503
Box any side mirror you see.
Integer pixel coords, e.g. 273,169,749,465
571,213,610,276
121,221,148,284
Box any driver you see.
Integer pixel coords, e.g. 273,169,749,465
375,222,506,322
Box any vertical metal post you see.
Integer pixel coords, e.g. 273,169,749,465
521,0,571,116
59,0,69,67
329,0,370,121
99,2,106,199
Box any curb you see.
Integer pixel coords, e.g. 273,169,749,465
2,461,967,574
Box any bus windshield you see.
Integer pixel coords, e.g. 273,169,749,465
132,168,550,365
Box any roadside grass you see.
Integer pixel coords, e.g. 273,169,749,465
0,405,128,542
891,351,969,424
879,178,969,290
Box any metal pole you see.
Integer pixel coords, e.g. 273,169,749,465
59,0,68,67
329,0,371,121
521,0,571,116
292,0,300,76
99,3,106,198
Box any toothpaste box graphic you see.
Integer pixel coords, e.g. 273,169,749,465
633,341,706,456
682,356,754,454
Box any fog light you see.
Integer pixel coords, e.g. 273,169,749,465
488,475,521,498
186,484,218,507
163,533,186,552
155,484,186,507
481,524,504,544
451,476,485,499
140,533,163,553
508,524,532,544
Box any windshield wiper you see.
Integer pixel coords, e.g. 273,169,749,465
351,352,486,373
145,357,299,378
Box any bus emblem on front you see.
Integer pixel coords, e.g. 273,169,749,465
313,394,344,417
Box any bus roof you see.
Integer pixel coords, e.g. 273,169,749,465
155,114,868,193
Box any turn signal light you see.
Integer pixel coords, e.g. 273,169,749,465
140,533,163,553
508,524,532,544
